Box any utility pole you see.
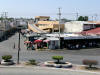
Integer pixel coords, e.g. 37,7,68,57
76,12,79,20
17,29,21,64
58,8,61,49
92,16,95,28
17,26,22,64
92,16,94,22
4,12,8,18
94,14,97,21
3,12,8,40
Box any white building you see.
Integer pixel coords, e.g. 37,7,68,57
64,21,96,33
15,19,28,29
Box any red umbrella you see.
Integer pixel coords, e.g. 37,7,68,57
34,40,42,43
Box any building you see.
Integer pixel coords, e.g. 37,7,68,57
0,20,12,31
28,16,64,33
0,30,4,40
64,21,96,33
14,18,28,29
36,21,64,33
88,21,100,28
80,27,100,35
35,16,50,23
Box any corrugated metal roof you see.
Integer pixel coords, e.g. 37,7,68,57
81,27,100,35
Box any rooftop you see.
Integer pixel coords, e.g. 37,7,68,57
35,16,50,18
81,27,100,35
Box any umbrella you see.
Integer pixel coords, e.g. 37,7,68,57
34,40,42,43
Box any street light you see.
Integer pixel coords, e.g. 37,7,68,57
17,25,23,64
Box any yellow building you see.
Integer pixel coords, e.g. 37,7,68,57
35,16,50,22
28,16,64,33
36,21,64,33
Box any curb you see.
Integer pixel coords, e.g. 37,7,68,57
0,64,100,74
0,66,24,68
0,64,24,68
34,66,100,74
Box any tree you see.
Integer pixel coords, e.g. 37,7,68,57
78,16,84,21
61,18,71,22
84,16,88,21
78,16,88,21
2,55,12,62
83,59,98,69
0,17,4,20
52,56,63,64
0,17,14,22
55,18,71,23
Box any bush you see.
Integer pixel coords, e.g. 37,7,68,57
28,59,37,65
83,59,98,68
52,56,63,64
2,55,12,61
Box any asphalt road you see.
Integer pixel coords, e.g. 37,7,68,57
0,33,100,66
0,67,99,75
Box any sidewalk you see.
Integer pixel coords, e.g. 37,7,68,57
0,63,100,74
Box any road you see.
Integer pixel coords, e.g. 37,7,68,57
0,67,99,75
0,33,100,66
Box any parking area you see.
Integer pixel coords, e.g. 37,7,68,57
0,33,100,67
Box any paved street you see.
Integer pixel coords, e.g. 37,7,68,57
0,67,99,75
0,33,100,67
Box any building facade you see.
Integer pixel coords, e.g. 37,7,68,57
28,16,64,33
64,21,96,33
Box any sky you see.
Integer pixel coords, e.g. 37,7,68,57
0,0,100,20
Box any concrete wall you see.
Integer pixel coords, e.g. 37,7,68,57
64,21,96,33
64,21,83,33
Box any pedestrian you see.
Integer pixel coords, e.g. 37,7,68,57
13,42,15,49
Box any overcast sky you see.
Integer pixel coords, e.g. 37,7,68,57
0,0,100,20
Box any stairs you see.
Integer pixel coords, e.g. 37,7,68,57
28,24,46,33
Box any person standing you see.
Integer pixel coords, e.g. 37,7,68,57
13,42,15,49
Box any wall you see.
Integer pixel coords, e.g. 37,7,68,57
37,21,64,32
0,30,4,39
64,21,83,33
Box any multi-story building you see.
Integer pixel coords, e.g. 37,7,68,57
28,16,64,33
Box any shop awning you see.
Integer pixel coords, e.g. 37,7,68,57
43,40,50,42
24,41,32,44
